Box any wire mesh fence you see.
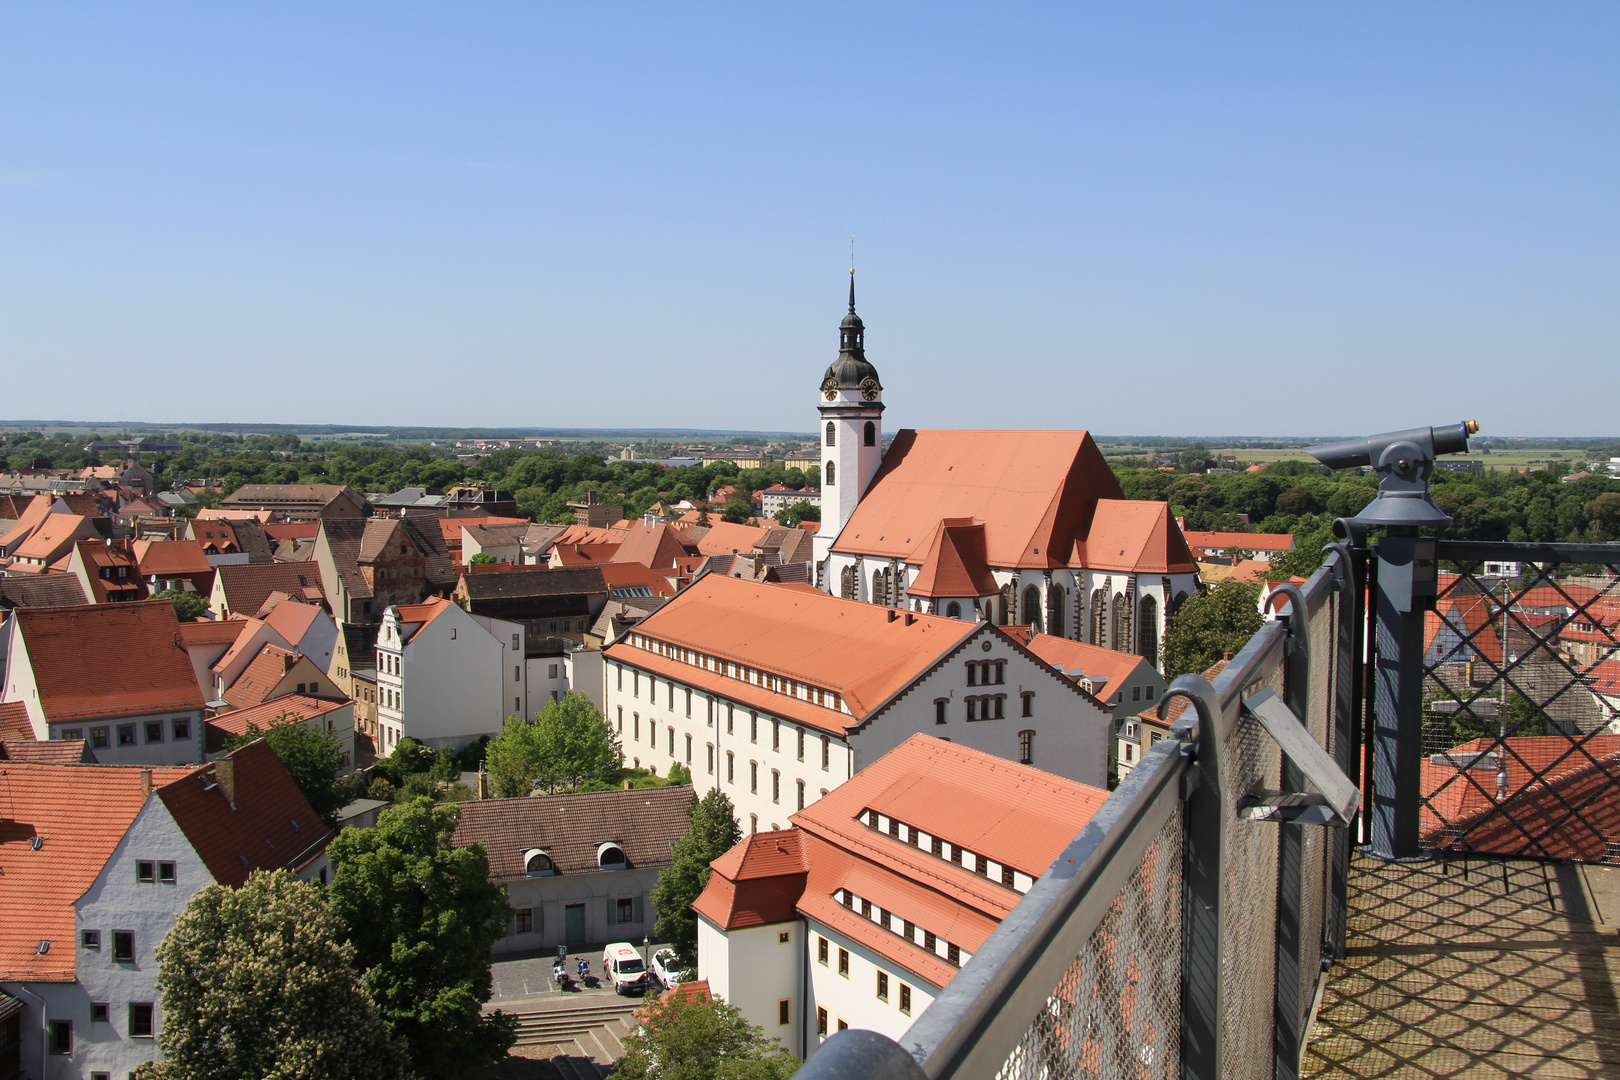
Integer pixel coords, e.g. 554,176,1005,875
993,809,1185,1080
1418,549,1620,862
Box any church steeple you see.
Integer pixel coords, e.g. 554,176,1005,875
826,270,878,390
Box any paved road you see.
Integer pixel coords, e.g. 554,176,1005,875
489,942,668,1007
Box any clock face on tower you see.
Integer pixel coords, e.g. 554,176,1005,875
822,377,838,400
860,377,880,401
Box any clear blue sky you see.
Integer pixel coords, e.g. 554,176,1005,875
2,3,1615,436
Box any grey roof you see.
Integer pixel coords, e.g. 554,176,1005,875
373,487,431,507
0,574,90,609
459,565,608,601
451,785,694,879
215,562,323,615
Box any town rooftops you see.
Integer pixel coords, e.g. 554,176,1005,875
1180,531,1296,554
450,784,693,879
605,575,979,731
1008,631,1148,698
0,701,33,741
908,519,998,598
222,643,320,709
388,597,457,641
11,599,205,722
204,693,349,753
0,761,194,981
221,483,364,514
0,572,89,609
0,738,94,764
132,537,213,576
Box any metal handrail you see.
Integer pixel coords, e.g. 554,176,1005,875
795,552,1351,1080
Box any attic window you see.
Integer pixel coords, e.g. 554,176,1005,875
524,849,555,877
597,843,627,870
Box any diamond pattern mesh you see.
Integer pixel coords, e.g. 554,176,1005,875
1420,556,1620,863
994,809,1184,1080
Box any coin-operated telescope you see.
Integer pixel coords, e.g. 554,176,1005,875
1307,421,1479,527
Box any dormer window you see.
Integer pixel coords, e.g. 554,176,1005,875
597,843,627,871
524,849,555,877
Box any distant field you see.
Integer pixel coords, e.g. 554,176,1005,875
1096,443,1606,474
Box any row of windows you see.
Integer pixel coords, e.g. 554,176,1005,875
834,890,964,967
816,935,915,1020
49,1003,156,1056
965,660,1005,686
57,717,191,748
617,651,846,715
857,809,1033,892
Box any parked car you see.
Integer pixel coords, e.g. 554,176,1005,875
650,947,687,990
603,942,648,995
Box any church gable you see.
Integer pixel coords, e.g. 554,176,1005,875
1077,500,1198,574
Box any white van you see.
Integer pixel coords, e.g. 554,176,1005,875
602,942,648,995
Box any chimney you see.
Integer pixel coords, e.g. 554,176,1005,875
139,768,152,800
215,758,237,809
476,767,489,801
887,609,898,623
904,612,915,626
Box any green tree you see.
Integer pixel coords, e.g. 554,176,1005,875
484,714,545,798
722,496,753,524
152,587,207,622
468,552,497,565
776,500,821,527
1162,580,1264,680
612,986,798,1080
327,798,518,1078
651,788,743,971
136,870,409,1080
223,714,346,825
536,691,623,791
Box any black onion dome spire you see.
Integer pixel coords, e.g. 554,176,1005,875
823,270,881,391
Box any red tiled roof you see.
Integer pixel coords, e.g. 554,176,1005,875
132,538,213,576
1180,531,1295,553
612,522,698,570
13,600,204,722
835,430,1123,569
214,562,324,616
908,519,998,599
391,596,456,638
0,762,193,980
0,701,34,741
0,739,92,764
598,562,682,597
1077,500,1198,574
0,496,53,551
222,644,323,709
1012,632,1147,696
158,739,333,887
176,618,248,647
262,596,322,646
14,515,96,563
606,575,977,726
1139,658,1231,726
692,521,769,558
694,831,808,931
206,694,349,753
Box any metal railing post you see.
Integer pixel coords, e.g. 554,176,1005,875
1325,545,1358,961
1170,674,1226,1080
1266,584,1311,1080
1367,530,1434,859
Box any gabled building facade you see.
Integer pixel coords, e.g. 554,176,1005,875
602,575,1112,834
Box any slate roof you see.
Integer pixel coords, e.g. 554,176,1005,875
0,573,89,609
451,785,693,879
460,565,608,601
13,600,204,722
158,739,333,887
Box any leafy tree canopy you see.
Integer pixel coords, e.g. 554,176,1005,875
776,500,821,527
327,798,517,1078
484,691,622,796
1163,580,1264,680
136,870,409,1080
152,587,207,622
722,497,754,524
613,987,798,1080
651,788,743,971
222,714,346,825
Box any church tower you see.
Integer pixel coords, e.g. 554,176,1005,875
814,272,884,567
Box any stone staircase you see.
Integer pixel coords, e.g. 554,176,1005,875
507,999,642,1079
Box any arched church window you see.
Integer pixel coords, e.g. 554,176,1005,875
1022,586,1042,633
840,565,856,600
1090,588,1107,646
826,422,836,447
864,421,875,447
826,460,835,486
1047,584,1066,639
872,570,886,607
1111,593,1132,653
1171,591,1189,616
999,583,1015,626
946,601,961,619
1138,595,1159,665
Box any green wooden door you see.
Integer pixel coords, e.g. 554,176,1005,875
565,903,586,944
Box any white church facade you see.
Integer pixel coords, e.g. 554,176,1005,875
810,276,1200,668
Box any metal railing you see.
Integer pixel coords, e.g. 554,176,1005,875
803,549,1361,1080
